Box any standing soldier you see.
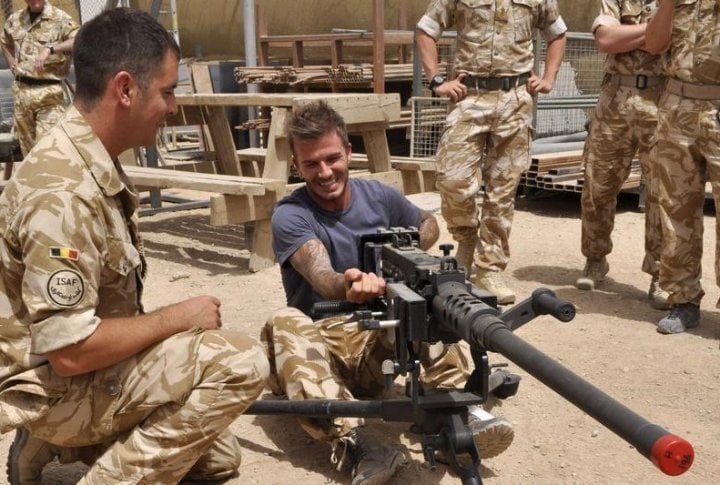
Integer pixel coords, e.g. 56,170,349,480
416,0,567,305
575,0,670,312
645,0,720,333
1,0,78,157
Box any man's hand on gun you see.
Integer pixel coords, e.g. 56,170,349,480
344,268,386,304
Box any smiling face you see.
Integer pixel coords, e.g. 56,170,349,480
292,129,352,212
129,50,178,148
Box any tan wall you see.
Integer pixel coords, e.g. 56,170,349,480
2,0,598,60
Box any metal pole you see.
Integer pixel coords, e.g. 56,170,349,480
243,0,259,148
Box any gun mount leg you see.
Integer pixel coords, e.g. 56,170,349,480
416,411,483,485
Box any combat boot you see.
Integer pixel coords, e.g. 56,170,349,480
575,257,609,291
466,405,514,459
331,428,404,485
648,277,671,310
657,303,700,334
475,270,515,305
7,427,59,485
454,240,476,278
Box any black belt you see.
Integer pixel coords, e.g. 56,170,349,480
15,75,62,86
461,72,530,91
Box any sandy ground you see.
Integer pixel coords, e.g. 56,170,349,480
0,189,718,485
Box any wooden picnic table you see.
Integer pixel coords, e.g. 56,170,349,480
170,91,402,271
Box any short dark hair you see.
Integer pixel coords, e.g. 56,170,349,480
285,100,350,153
73,8,180,107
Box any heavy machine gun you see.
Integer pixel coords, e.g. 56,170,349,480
247,229,694,483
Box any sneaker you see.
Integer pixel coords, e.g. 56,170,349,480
575,257,609,291
7,427,59,485
475,270,516,305
466,406,514,459
648,277,671,310
331,428,404,485
657,303,700,334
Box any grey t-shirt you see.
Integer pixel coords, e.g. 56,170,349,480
271,178,422,315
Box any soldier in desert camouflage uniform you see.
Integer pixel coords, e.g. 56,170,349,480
0,8,268,484
644,0,720,333
575,0,670,311
415,0,567,305
262,100,514,485
1,0,78,157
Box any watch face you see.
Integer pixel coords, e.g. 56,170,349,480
431,75,445,88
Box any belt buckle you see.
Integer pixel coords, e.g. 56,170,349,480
478,78,488,90
636,75,648,90
502,77,511,91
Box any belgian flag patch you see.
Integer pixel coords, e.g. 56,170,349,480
49,247,80,261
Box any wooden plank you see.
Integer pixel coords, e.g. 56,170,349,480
372,0,385,94
361,128,391,172
175,93,402,124
124,166,285,195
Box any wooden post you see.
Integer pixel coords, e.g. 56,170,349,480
372,0,385,93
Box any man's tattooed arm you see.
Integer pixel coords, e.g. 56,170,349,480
289,238,347,300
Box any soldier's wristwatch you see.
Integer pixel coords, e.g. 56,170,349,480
429,74,446,91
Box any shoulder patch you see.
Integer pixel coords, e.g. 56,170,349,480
46,269,85,307
49,247,79,261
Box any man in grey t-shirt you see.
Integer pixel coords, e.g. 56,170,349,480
261,100,515,485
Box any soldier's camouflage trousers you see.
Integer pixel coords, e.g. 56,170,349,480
652,91,720,305
581,82,664,277
12,82,68,156
261,307,470,442
0,328,269,484
435,87,533,272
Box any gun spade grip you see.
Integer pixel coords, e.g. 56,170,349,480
650,433,694,476
531,288,575,322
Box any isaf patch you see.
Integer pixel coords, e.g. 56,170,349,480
49,247,79,261
47,269,85,307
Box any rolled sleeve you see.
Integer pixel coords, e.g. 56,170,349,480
31,309,101,354
541,16,568,42
592,14,620,33
417,14,443,40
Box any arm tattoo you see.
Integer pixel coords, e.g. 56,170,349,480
289,238,347,300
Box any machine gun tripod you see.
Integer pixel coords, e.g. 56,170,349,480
248,230,694,484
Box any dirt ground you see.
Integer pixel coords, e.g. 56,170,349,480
0,189,718,485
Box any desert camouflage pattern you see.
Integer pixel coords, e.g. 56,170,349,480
1,2,78,80
0,106,269,481
665,0,720,84
435,88,533,272
11,80,67,156
651,5,720,305
417,0,567,76
262,307,470,441
1,2,77,155
580,0,665,275
592,0,664,76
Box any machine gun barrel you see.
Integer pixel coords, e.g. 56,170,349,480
433,281,694,476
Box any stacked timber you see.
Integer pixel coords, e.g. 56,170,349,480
234,63,415,88
521,150,641,193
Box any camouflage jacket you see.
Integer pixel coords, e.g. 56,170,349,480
416,0,567,76
0,106,145,382
666,0,720,84
592,0,664,76
1,2,78,80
